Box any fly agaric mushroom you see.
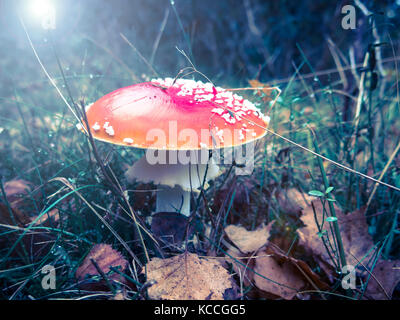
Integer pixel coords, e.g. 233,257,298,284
82,78,270,217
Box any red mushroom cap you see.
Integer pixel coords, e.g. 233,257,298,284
84,78,269,150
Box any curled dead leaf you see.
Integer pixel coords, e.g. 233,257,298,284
143,253,236,300
252,246,306,300
297,200,375,277
224,221,274,254
226,242,328,300
224,218,328,301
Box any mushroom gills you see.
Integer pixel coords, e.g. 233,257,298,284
125,150,221,217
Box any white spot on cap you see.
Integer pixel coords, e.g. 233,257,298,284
104,124,114,136
123,138,134,144
92,122,100,131
85,102,94,112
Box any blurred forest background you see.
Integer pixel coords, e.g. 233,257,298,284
1,0,400,103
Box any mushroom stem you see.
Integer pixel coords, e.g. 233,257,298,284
156,185,191,216
125,150,220,217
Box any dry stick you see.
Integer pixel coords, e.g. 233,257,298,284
350,52,369,151
349,46,361,85
227,86,281,116
120,33,159,77
354,0,386,76
90,258,116,294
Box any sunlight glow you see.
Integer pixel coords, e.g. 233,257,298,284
30,0,56,29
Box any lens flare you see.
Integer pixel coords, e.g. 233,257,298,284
30,0,56,29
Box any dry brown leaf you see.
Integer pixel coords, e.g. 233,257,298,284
224,221,274,254
30,208,60,226
298,200,374,275
252,246,306,300
248,79,274,103
75,244,128,289
364,260,400,300
144,253,236,300
225,241,327,300
4,179,33,211
4,179,32,199
275,188,311,216
249,244,327,299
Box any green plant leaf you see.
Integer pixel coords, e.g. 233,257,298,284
325,186,334,194
308,190,324,197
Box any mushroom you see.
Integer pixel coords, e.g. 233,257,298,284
82,78,269,217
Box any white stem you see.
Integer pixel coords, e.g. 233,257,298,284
156,186,191,216
125,150,220,217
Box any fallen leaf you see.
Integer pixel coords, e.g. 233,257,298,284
248,79,274,103
297,200,375,276
4,179,33,212
76,244,128,290
224,221,274,254
4,179,32,198
144,253,236,300
275,188,311,216
252,246,306,300
30,208,60,226
224,228,328,300
364,260,400,300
